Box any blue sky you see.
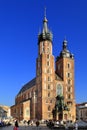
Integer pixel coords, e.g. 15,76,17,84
0,0,87,106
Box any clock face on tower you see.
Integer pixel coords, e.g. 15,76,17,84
56,84,63,96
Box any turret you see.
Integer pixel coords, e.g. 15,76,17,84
58,39,74,59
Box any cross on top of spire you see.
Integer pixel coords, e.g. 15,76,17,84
44,7,46,18
43,7,48,22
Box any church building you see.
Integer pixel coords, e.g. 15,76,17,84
11,13,76,122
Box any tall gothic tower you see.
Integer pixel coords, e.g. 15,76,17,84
56,39,76,121
36,14,55,120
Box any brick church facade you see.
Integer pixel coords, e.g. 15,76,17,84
11,14,76,122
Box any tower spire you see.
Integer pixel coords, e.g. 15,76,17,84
43,7,48,33
38,8,53,44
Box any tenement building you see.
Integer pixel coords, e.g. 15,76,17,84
76,102,87,121
11,14,76,122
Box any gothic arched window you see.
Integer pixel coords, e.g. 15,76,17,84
56,84,63,96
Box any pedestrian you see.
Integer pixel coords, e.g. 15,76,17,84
13,121,19,130
36,120,40,127
27,120,30,125
15,120,19,127
65,122,69,130
74,122,78,130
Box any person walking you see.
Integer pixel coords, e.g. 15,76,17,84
74,122,78,130
13,120,19,130
36,120,40,127
36,120,40,130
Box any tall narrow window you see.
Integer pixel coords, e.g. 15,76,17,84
48,84,50,89
47,54,50,59
48,106,51,111
47,61,50,66
68,79,71,84
48,92,50,97
67,62,71,69
68,94,71,99
48,76,51,81
47,48,50,53
67,72,70,78
68,86,71,92
47,69,50,73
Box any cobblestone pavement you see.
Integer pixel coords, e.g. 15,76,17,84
0,125,51,130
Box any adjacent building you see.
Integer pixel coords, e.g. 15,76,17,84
11,13,76,122
0,105,10,120
76,102,87,121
